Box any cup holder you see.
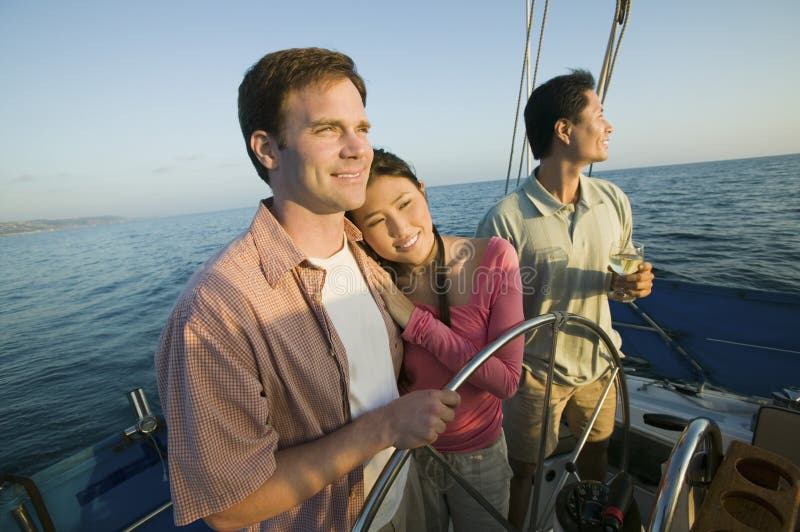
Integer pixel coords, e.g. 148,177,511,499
736,457,792,492
692,440,800,532
722,491,783,530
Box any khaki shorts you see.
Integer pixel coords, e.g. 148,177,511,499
503,367,617,464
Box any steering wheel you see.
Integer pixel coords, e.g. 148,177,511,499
353,312,632,532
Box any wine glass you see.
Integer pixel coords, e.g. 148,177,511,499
609,240,644,302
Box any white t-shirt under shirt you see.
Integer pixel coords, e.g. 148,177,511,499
308,236,408,530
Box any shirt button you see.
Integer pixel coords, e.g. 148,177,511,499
313,293,322,303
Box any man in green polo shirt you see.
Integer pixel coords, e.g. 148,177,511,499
475,69,654,528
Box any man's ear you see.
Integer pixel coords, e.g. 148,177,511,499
554,118,572,146
250,131,279,170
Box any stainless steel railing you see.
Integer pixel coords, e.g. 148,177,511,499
647,417,722,532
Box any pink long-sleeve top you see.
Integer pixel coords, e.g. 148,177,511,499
400,236,524,453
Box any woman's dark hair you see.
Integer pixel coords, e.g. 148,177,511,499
348,148,451,327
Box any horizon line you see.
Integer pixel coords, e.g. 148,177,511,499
2,151,798,225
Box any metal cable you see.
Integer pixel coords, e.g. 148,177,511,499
601,0,632,104
504,0,537,195
516,133,526,186
515,0,550,189
590,0,632,177
529,0,549,108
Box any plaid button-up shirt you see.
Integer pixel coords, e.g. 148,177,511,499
156,199,403,531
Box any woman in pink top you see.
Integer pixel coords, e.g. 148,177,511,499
348,149,524,531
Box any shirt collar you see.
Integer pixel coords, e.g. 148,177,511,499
250,198,364,286
522,167,602,215
577,173,602,207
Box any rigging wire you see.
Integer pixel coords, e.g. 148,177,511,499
516,134,526,186
505,0,632,187
517,0,550,188
599,0,632,103
504,0,550,195
504,0,550,194
589,0,632,176
503,0,537,195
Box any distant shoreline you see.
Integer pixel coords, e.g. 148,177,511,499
0,216,130,237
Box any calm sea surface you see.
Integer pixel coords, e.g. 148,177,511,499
2,153,799,475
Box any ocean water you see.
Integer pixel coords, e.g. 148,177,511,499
1,153,799,476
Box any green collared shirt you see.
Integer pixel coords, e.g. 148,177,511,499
476,171,632,385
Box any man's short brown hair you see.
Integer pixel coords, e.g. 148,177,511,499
238,48,367,185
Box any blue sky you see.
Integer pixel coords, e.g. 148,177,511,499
1,0,798,222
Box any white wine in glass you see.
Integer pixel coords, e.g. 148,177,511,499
609,240,644,302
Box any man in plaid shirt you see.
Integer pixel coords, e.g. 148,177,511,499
156,48,460,531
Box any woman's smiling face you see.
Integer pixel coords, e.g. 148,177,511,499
350,174,435,266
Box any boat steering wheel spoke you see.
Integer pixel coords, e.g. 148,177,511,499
533,366,621,530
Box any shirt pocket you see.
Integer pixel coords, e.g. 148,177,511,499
530,246,569,303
